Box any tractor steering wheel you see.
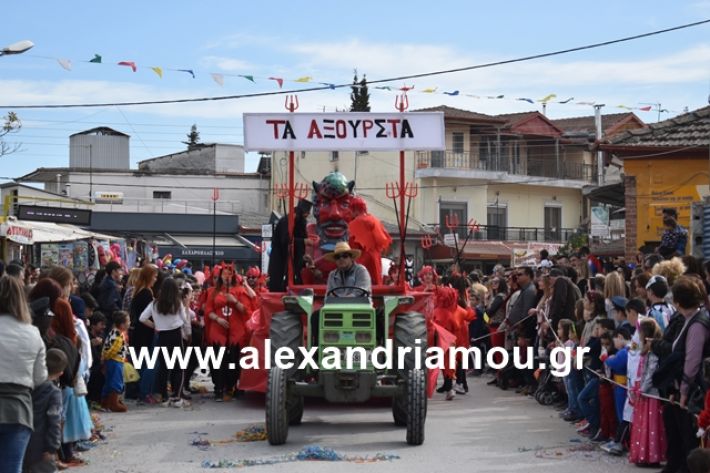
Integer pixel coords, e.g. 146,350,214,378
326,286,371,298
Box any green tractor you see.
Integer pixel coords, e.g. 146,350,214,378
265,286,428,446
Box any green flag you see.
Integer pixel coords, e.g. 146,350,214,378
89,54,102,63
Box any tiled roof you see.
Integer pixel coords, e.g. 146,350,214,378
610,106,710,147
552,113,638,136
413,105,504,123
494,111,538,126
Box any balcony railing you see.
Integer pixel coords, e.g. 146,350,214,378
415,150,595,182
439,224,577,243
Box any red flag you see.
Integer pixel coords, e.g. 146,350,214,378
268,77,284,88
638,106,652,112
118,61,137,72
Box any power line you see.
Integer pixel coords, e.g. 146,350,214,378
1,19,708,109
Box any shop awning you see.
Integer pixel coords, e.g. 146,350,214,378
167,235,247,248
1,219,118,244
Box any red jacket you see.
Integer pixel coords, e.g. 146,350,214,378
205,286,248,346
698,390,710,430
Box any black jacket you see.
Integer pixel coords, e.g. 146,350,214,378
549,277,579,330
23,381,62,470
267,213,308,292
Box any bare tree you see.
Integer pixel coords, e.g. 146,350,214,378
0,112,22,157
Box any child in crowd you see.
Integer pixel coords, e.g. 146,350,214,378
629,318,666,466
646,275,674,331
610,296,632,332
86,312,107,404
601,327,632,455
596,329,618,442
101,311,130,413
183,282,204,398
23,349,67,473
557,319,583,422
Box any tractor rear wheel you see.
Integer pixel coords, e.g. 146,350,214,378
406,368,427,445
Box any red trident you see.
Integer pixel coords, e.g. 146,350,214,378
401,182,418,243
275,182,288,214
386,182,403,237
293,182,308,200
285,95,299,112
420,234,433,249
395,93,409,112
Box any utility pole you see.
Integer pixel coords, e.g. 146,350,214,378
89,144,93,202
594,104,605,186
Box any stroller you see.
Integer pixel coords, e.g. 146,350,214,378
533,351,566,406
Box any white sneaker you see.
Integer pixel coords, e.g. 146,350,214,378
172,399,190,408
446,389,456,401
454,383,466,395
161,399,173,408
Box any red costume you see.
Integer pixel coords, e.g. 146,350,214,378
348,197,392,285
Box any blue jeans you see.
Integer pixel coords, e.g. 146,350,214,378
577,376,600,431
0,423,32,473
564,369,583,417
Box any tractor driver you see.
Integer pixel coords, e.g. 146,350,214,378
310,241,372,345
325,241,372,300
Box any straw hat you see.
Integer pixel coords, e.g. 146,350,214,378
324,241,361,262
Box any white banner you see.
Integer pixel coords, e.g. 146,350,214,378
243,112,445,151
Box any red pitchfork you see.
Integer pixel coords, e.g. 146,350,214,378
285,95,299,112
420,234,433,249
445,213,460,232
386,182,403,236
453,218,482,266
293,182,308,200
395,94,409,112
275,182,289,215
402,182,418,243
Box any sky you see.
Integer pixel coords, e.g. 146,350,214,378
1,0,709,179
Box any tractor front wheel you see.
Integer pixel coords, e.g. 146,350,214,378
406,368,427,445
266,367,289,445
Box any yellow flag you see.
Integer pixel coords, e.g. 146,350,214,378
539,93,557,103
422,87,438,93
294,76,312,83
151,67,163,78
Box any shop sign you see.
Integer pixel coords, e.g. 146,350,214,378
2,224,33,245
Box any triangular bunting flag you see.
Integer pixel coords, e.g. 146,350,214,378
118,61,137,72
422,87,438,93
319,83,336,90
539,93,557,103
399,85,414,92
89,54,102,64
375,86,392,91
465,94,480,99
558,97,574,104
239,75,255,82
268,77,283,88
294,76,312,83
638,106,652,112
150,67,163,78
211,73,225,86
576,101,595,106
443,90,459,96
616,104,631,110
178,69,195,78
517,98,534,104
57,59,72,71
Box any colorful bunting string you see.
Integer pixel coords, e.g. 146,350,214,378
21,50,669,114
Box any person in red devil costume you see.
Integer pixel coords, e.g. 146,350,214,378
204,264,249,402
301,172,356,285
431,286,463,401
348,196,392,285
417,266,438,291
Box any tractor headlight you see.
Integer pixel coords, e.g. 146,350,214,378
355,332,372,343
323,331,339,343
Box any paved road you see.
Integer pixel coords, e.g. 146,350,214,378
81,374,640,473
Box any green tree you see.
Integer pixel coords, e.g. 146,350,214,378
0,112,21,157
350,70,371,112
183,124,201,150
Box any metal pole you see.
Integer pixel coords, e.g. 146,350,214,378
594,104,605,186
89,144,93,202
212,199,216,267
555,138,560,178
